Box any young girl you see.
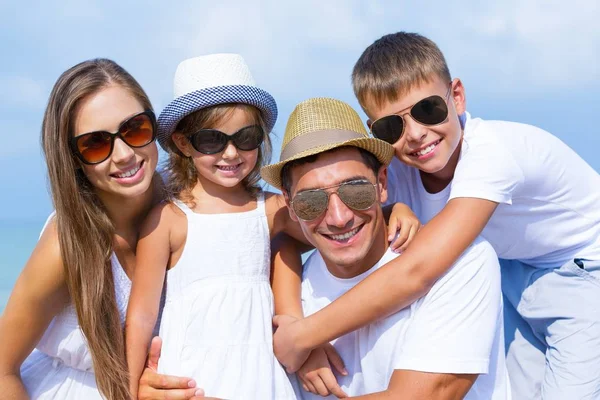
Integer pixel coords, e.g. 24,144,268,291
125,54,420,399
0,59,161,400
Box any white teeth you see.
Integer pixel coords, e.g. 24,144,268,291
412,140,440,156
218,165,239,171
329,227,360,241
115,165,140,178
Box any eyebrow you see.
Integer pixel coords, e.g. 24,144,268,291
295,175,372,193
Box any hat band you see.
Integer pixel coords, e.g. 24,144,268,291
280,129,365,161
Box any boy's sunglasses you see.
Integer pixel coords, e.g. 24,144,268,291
187,125,264,155
370,86,452,145
291,179,378,221
71,110,156,165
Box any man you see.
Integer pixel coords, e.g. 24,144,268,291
260,97,509,399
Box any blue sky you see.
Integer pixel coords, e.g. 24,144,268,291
0,0,598,221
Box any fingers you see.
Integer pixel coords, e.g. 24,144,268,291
139,369,196,391
390,219,410,252
272,314,296,328
323,344,347,376
146,336,163,369
387,216,399,242
138,387,200,400
398,224,419,253
300,370,347,398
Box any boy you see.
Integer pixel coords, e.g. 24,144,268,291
273,32,600,400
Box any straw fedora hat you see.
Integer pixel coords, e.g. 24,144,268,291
261,97,394,189
156,53,277,151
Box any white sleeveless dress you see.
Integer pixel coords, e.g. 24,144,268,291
19,216,132,399
157,193,296,399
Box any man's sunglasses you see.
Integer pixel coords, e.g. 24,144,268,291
370,85,452,145
291,179,379,221
71,110,156,165
187,125,264,155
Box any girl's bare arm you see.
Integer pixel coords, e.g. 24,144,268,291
125,204,174,398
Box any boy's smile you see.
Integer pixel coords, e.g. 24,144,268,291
366,77,466,192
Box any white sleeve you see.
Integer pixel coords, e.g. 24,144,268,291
393,238,502,374
449,133,524,205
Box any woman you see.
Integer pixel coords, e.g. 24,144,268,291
0,58,160,399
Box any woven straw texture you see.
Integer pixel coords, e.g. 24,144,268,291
261,97,394,189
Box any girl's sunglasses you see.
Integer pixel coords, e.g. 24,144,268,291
71,110,156,165
370,86,452,145
291,179,378,221
188,125,264,155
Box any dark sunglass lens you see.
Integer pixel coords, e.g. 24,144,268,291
234,126,264,151
122,114,155,147
190,130,227,154
77,132,112,163
371,115,403,144
411,96,448,125
293,190,329,221
338,181,376,210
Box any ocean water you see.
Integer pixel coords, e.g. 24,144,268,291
0,219,45,312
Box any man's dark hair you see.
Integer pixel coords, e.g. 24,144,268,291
280,146,383,194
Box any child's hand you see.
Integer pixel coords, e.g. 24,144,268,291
297,344,348,398
387,203,421,253
273,315,311,373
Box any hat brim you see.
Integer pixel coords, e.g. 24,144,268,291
156,85,278,151
261,136,395,190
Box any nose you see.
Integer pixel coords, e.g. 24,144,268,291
111,138,135,164
403,115,427,143
221,141,239,160
324,193,354,230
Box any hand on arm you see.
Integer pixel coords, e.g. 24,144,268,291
125,204,173,398
297,343,348,399
382,202,422,253
0,220,69,399
273,198,498,371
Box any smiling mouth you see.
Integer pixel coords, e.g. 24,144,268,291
409,139,442,157
112,161,142,178
216,163,242,171
323,225,363,243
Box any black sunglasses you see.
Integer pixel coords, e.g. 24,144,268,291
70,110,156,165
291,179,379,221
370,85,452,145
187,125,264,155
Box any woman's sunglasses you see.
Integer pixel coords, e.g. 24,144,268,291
187,125,264,155
291,179,378,221
71,110,156,165
370,86,452,145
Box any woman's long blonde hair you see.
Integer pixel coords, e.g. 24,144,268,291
42,58,152,400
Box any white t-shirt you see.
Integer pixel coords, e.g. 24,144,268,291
387,113,600,268
297,240,510,399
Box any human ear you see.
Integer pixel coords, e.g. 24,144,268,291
171,132,192,157
450,78,467,116
366,119,373,129
377,166,388,204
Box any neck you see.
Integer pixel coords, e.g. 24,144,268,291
189,176,253,209
420,135,463,193
97,175,160,243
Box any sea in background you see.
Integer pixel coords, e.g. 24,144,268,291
0,219,45,312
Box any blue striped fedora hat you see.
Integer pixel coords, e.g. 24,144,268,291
157,54,278,151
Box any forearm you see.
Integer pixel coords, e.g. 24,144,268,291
126,316,158,397
271,234,304,318
0,374,29,400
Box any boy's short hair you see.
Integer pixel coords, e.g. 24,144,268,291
352,32,451,113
